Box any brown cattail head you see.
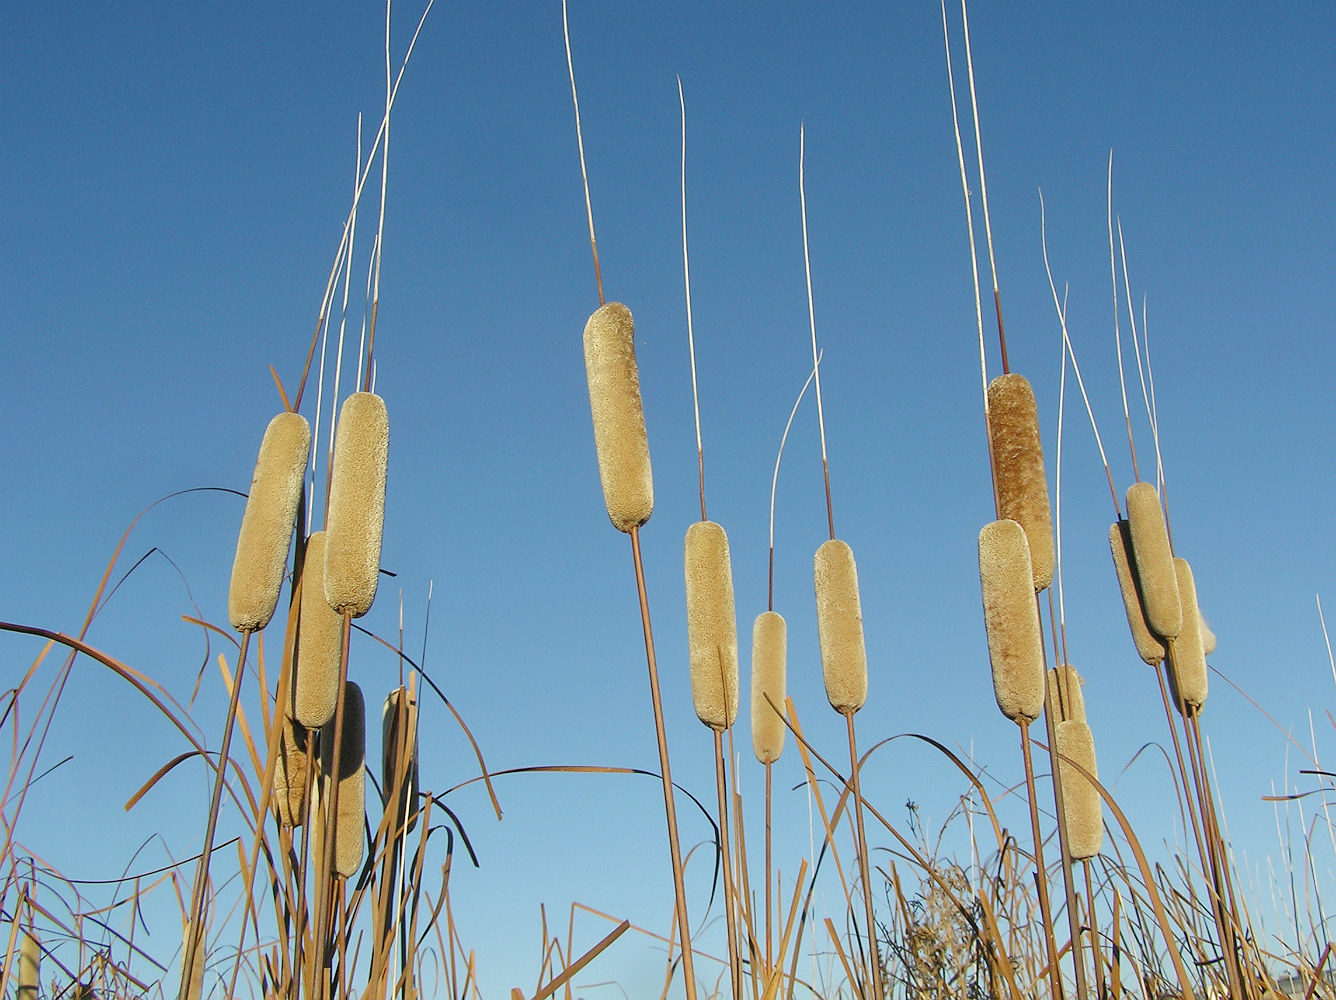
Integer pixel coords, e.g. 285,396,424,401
1048,665,1086,724
814,539,867,714
978,519,1045,724
987,373,1055,592
1055,719,1103,860
583,302,653,532
324,392,388,618
1109,520,1167,665
750,611,787,764
318,682,366,878
229,411,311,632
295,532,343,729
684,520,739,730
382,686,420,836
18,929,39,1000
1125,483,1181,640
271,717,310,828
1200,613,1217,656
1168,558,1208,713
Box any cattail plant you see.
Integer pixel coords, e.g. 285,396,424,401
987,374,1055,593
1109,520,1167,665
1054,720,1103,861
978,520,1044,724
1125,482,1180,641
1169,558,1208,714
324,391,389,618
318,681,367,879
295,531,343,729
272,717,311,828
685,521,740,731
751,612,787,765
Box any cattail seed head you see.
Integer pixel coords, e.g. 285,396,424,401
324,392,388,618
1125,483,1181,640
583,302,653,532
382,687,420,836
684,520,739,730
978,519,1045,724
318,682,366,879
987,374,1055,592
271,717,310,828
18,929,39,1000
1109,520,1167,666
1055,720,1103,860
295,532,343,729
1169,558,1208,713
229,411,311,632
814,539,867,715
1048,665,1086,724
750,611,787,764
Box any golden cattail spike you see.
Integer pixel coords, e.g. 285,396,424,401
1047,665,1086,724
1169,557,1208,713
750,611,787,764
583,302,653,532
325,392,389,618
295,532,342,729
382,686,420,836
987,373,1055,592
1055,720,1103,860
684,521,739,730
978,519,1045,724
229,411,311,632
271,717,310,828
1109,520,1167,666
17,929,39,1000
814,539,867,714
1125,482,1181,641
319,682,367,879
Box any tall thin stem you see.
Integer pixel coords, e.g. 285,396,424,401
845,713,884,1000
799,126,834,541
563,0,603,307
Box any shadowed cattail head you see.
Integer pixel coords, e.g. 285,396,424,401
750,611,787,764
1048,665,1086,724
583,302,653,532
271,717,310,828
1109,520,1166,666
1168,558,1208,713
229,411,311,632
978,519,1044,724
324,392,388,618
814,539,867,714
684,521,739,730
1055,719,1103,860
987,374,1054,592
318,682,366,878
295,532,343,729
18,929,39,1000
1125,483,1181,641
382,686,420,836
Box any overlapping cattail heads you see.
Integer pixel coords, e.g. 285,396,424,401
987,373,1054,592
978,519,1044,724
814,539,867,714
1169,558,1208,713
271,717,310,828
228,410,311,632
324,392,389,618
1048,665,1086,724
1055,719,1103,860
583,302,653,532
295,532,343,729
684,521,739,730
318,682,366,879
382,686,420,836
1109,520,1167,666
1125,482,1181,641
750,610,787,763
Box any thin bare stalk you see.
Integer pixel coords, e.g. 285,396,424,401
713,730,742,999
767,358,820,610
1019,722,1065,1000
844,712,883,1000
562,0,603,307
678,77,706,522
799,125,834,541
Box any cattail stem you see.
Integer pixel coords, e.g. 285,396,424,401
562,0,603,307
764,761,773,973
1019,722,1065,1000
713,730,743,1000
844,712,883,1000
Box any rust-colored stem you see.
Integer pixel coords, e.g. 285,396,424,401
844,712,883,1000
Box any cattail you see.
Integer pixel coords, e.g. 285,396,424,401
750,611,787,764
324,392,388,618
684,521,739,730
1169,558,1208,713
1109,520,1166,666
271,717,310,828
295,532,342,729
17,929,38,1000
583,302,653,532
1055,720,1103,860
318,682,366,878
814,539,867,714
382,687,420,836
228,411,311,632
987,374,1055,592
978,519,1044,724
1200,613,1217,656
1125,482,1181,641
1048,665,1086,724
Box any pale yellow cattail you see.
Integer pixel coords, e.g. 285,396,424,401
1055,719,1103,860
978,519,1044,724
324,392,388,618
17,929,38,1000
318,682,366,878
1048,665,1086,724
1109,520,1166,666
1200,613,1217,656
684,521,739,730
295,532,342,729
1125,483,1181,641
1169,558,1208,713
583,302,653,532
228,411,311,632
271,717,310,828
750,611,787,764
382,687,420,836
987,374,1054,592
814,539,867,714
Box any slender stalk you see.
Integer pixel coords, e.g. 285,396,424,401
713,731,742,999
1019,722,1064,1000
562,0,603,307
799,126,834,541
844,713,883,1000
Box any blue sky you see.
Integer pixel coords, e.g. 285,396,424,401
3,3,1336,997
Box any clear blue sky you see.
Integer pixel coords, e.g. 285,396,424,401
3,3,1335,997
